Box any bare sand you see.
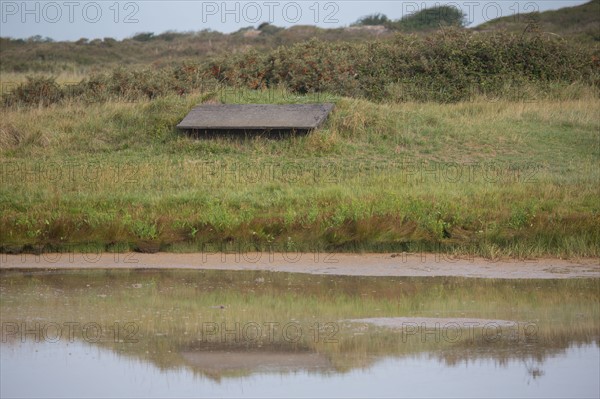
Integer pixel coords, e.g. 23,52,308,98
1,252,598,279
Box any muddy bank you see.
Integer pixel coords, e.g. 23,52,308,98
1,252,598,279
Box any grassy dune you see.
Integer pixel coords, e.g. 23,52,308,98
1,87,598,257
475,0,600,46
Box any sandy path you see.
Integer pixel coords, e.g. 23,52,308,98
1,252,598,279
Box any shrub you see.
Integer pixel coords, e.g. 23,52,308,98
2,29,597,107
352,13,390,26
390,6,467,31
206,29,598,102
132,32,155,42
257,23,284,35
3,76,64,106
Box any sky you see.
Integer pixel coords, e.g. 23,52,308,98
0,0,591,41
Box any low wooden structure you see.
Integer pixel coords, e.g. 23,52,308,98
176,103,334,136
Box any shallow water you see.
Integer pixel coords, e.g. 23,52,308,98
2,341,598,398
1,269,598,398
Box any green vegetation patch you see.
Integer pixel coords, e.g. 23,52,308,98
1,88,598,257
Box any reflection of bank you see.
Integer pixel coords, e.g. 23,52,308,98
166,319,597,381
181,350,333,377
177,340,335,380
1,269,599,384
2,341,598,398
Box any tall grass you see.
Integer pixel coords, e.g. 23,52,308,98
1,88,598,257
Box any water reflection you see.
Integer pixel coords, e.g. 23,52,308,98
1,341,598,398
181,349,333,374
1,269,598,397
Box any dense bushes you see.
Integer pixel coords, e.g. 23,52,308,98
352,13,391,26
71,67,197,102
0,27,376,73
353,6,466,32
389,6,467,31
208,29,598,102
3,29,598,107
3,63,212,106
5,76,64,106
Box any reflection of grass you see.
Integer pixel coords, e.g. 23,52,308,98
1,89,599,257
1,270,598,378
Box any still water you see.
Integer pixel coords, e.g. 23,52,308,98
1,269,598,398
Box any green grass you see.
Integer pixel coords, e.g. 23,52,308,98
1,86,599,257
